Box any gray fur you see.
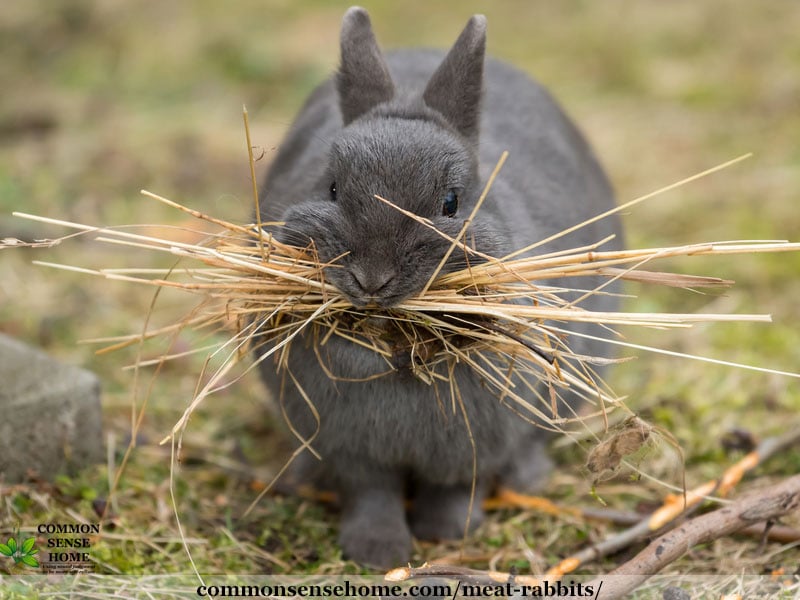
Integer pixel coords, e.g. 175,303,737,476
257,6,623,568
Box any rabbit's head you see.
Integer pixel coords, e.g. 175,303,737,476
280,8,499,308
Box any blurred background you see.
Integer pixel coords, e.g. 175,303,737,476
1,0,798,574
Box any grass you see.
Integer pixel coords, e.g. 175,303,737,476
1,0,800,594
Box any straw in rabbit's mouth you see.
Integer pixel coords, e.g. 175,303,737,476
8,154,800,445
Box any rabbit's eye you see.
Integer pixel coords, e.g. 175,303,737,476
442,189,459,217
329,181,337,201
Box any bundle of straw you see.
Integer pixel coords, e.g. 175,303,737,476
8,155,800,445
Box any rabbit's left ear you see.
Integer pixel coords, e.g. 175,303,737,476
337,6,396,125
423,15,486,142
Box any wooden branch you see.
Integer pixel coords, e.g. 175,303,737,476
488,428,800,580
587,473,800,598
386,563,536,587
546,505,800,544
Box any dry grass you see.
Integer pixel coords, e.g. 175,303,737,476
7,155,800,466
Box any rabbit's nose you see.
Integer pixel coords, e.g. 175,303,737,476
350,265,396,296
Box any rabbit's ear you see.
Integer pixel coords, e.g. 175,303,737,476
423,15,486,142
337,7,395,125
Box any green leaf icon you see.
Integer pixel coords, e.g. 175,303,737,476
1,535,40,568
21,554,39,568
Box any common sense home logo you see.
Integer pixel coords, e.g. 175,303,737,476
1,524,99,573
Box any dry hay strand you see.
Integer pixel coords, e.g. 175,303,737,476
9,157,800,454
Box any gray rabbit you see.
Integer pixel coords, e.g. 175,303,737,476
256,7,622,568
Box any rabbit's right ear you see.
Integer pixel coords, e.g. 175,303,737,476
423,15,486,142
337,7,395,125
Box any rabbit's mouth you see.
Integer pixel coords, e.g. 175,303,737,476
338,289,411,310
331,265,414,309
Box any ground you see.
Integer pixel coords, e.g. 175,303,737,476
1,0,799,594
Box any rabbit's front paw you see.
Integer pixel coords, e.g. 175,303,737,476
339,488,411,568
339,514,412,569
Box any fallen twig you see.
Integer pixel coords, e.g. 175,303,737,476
385,562,538,587
500,428,800,580
589,473,800,598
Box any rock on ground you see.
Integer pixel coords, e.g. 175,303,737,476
0,333,104,483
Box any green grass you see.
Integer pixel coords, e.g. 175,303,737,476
1,0,799,592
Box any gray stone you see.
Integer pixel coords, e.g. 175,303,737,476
0,333,103,482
